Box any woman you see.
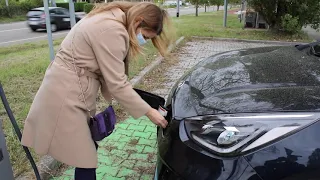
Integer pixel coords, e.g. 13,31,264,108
21,1,174,179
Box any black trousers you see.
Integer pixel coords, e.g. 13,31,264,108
74,142,98,180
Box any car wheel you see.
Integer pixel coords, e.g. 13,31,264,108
51,24,57,32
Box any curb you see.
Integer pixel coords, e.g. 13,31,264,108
191,36,310,45
37,36,185,180
130,36,185,86
38,155,62,180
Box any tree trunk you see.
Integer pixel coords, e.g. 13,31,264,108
196,2,199,16
205,5,206,12
217,5,220,11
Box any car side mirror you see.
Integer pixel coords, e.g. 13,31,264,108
133,88,165,110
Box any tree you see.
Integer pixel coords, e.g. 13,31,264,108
229,0,241,4
247,0,320,34
211,0,223,11
190,0,200,16
200,0,209,12
228,0,241,9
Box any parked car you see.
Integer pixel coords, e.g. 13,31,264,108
136,42,320,180
26,7,81,32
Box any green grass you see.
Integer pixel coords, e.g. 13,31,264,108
0,15,26,23
0,39,157,178
172,11,311,42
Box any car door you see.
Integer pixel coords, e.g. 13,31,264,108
59,8,71,28
54,8,70,29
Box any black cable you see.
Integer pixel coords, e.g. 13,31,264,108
0,82,41,180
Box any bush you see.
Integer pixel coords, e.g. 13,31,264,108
84,3,95,14
75,2,87,12
56,2,69,9
56,2,88,12
0,0,42,17
0,5,27,17
248,0,320,34
23,0,43,8
281,14,301,34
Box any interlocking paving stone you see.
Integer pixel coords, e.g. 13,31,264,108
52,39,282,180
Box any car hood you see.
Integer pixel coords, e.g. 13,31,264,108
170,46,320,120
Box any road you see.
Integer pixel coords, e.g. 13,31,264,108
0,7,208,47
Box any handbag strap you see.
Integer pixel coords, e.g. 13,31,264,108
70,24,93,118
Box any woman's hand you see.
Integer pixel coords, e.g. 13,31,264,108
146,108,168,128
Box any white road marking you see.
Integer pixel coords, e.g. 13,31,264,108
0,28,29,33
0,32,68,45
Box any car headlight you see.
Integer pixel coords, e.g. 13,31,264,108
184,113,319,156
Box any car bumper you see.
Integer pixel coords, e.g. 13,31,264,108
154,156,182,180
154,120,262,180
27,21,46,28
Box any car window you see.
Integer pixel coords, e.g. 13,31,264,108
55,9,65,15
49,9,56,14
55,8,69,16
27,10,43,16
61,9,70,16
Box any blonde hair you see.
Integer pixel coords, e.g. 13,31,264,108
88,1,175,60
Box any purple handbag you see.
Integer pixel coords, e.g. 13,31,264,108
89,106,117,141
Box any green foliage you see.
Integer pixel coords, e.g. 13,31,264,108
281,14,300,34
84,3,94,14
212,0,223,6
56,2,69,9
75,2,88,11
56,2,88,12
0,0,42,18
229,0,241,4
248,0,320,33
209,0,223,10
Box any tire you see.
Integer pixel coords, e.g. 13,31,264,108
51,23,58,32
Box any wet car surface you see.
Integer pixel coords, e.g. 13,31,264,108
150,43,320,180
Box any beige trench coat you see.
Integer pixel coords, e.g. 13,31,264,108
21,8,152,168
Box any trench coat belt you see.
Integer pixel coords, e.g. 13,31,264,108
54,58,100,80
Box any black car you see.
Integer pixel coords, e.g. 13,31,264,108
26,7,81,32
138,42,320,180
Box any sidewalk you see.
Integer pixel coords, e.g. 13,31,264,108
52,39,284,180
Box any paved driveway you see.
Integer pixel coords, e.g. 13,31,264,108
53,39,286,180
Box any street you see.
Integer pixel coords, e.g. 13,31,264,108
0,7,208,47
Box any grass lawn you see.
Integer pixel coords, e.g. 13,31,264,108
0,9,312,178
172,11,311,42
0,15,26,24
